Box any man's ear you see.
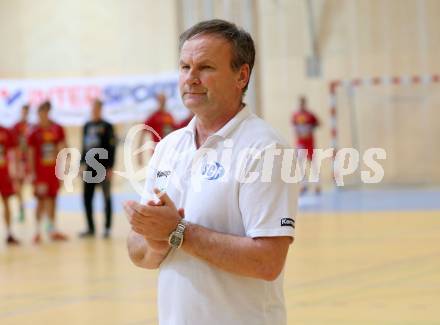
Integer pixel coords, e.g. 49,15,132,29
237,64,250,90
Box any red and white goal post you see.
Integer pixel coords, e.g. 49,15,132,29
328,74,440,187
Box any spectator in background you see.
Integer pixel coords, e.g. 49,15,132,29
11,104,32,222
291,95,320,195
0,124,20,245
28,101,68,243
138,93,175,166
80,99,116,239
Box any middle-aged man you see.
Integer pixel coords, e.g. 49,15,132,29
125,19,298,325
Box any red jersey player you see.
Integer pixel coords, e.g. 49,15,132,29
138,93,176,166
292,96,320,194
28,101,68,243
11,104,31,222
0,125,20,245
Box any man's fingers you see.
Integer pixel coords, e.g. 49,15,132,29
125,201,156,228
123,201,135,212
130,201,156,218
123,201,136,222
132,226,144,235
147,199,163,207
153,188,176,208
131,214,154,227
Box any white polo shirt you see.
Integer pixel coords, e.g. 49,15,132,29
141,106,298,325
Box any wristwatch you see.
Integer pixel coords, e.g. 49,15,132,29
168,220,187,248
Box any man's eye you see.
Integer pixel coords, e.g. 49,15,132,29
180,65,190,70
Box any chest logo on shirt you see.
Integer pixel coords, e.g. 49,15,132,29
281,218,295,228
156,170,171,191
42,131,56,141
157,170,171,178
201,161,225,181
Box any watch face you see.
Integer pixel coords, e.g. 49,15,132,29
170,234,182,247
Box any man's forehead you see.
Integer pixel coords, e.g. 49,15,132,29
180,34,231,59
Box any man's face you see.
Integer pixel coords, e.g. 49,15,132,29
21,107,29,120
299,97,307,109
179,34,246,118
38,109,49,123
92,101,102,120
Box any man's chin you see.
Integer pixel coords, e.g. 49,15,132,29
183,99,206,110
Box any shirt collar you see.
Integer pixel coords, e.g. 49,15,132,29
183,105,251,139
184,115,197,135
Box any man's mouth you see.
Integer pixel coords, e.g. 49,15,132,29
185,92,206,95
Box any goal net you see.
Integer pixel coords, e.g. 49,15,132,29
330,75,440,188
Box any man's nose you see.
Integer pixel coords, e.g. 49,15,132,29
186,69,201,85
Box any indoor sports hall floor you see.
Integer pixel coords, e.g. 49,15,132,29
0,186,439,324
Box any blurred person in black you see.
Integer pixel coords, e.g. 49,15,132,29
80,99,116,238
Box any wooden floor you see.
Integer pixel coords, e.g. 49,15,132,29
1,209,439,324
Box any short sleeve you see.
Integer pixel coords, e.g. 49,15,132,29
139,139,165,204
239,143,298,239
311,113,318,126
